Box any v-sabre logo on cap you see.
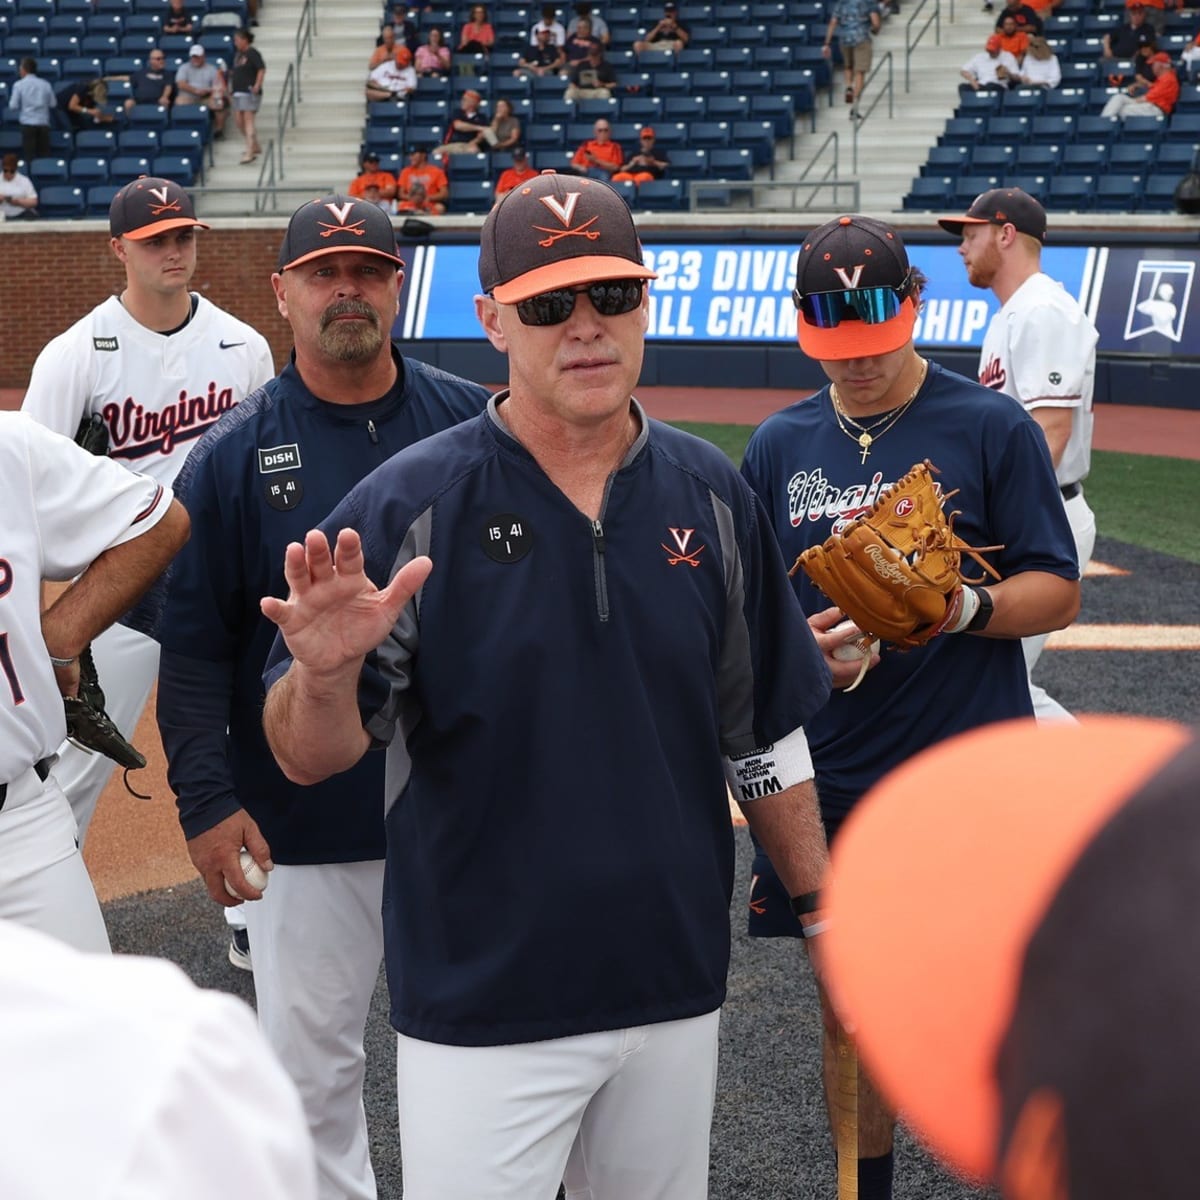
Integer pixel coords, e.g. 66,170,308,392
478,171,656,305
277,195,405,271
109,176,210,241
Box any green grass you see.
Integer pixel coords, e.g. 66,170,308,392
671,423,1200,566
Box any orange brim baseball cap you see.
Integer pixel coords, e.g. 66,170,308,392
478,171,656,304
793,215,916,361
822,715,1194,1183
278,194,405,271
109,176,210,240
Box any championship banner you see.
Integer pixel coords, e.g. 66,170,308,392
395,241,1200,356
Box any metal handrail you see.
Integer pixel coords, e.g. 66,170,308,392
687,176,861,212
294,0,317,102
904,0,941,92
275,62,297,179
792,129,841,207
851,50,894,171
253,137,277,211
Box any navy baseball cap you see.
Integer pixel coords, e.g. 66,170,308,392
938,187,1047,242
478,171,656,304
109,176,209,240
792,215,916,361
278,194,405,271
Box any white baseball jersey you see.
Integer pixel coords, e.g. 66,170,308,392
22,293,274,488
0,917,317,1199
0,412,172,781
977,271,1098,488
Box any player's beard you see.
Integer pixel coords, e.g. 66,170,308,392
964,239,1002,290
319,300,385,361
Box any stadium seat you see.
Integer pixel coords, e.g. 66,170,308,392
108,154,151,184
923,144,970,176
37,183,85,218
705,94,751,122
1014,143,1063,173
1043,87,1089,115
633,178,685,209
1002,88,1046,115
940,116,987,146
160,127,205,171
126,102,168,129
1120,114,1168,142
28,156,67,187
1109,142,1156,172
446,178,492,213
663,95,707,121
687,120,733,148
730,68,773,94
651,71,693,96
1094,172,1144,210
150,153,194,187
953,174,1002,206
524,122,566,151
1030,114,1076,143
750,93,798,138
1076,115,1120,141
85,182,121,215
650,122,690,149
42,33,79,56
1156,141,1199,170
621,96,665,123
446,151,488,181
68,155,109,186
731,119,776,165
169,104,213,140
1047,174,1095,210
1142,173,1185,210
708,145,753,180
903,175,953,210
714,46,755,69
955,89,1002,116
533,99,575,124
668,147,709,178
1061,143,1110,174
970,144,1017,172
985,116,1031,143
691,69,733,95
117,129,160,155
1005,173,1049,203
676,47,714,70
74,127,117,157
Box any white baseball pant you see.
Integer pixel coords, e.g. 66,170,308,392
241,859,386,1200
1024,488,1097,722
0,762,109,953
53,620,159,844
395,1008,721,1200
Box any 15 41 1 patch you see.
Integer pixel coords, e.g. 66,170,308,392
264,474,303,512
481,513,531,563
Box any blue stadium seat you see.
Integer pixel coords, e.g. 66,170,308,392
1076,115,1120,141
1093,172,1143,210
86,181,121,215
1015,143,1064,173
970,144,1017,171
575,97,619,121
68,155,109,186
923,144,970,176
903,175,953,210
73,127,117,157
633,178,685,209
676,47,714,70
1047,173,1095,210
124,14,161,34
150,152,195,187
940,117,987,146
1109,141,1156,171
1156,141,1199,170
621,96,664,123
688,120,733,148
524,122,566,151
663,94,707,121
1061,143,1110,174
953,174,1002,205
705,94,751,121
362,126,405,156
108,154,151,184
651,122,690,149
732,118,776,165
1142,173,1184,210
447,178,493,213
446,151,488,180
691,69,733,95
1030,114,1076,143
1166,112,1200,140
126,102,168,129
1120,114,1167,142
708,145,753,179
751,93,798,138
367,100,409,129
652,71,693,96
42,33,79,56
1043,87,1089,114
533,98,575,123
955,89,1002,116
668,146,709,177
729,67,773,94
751,44,793,69
1005,173,1049,203
169,104,213,140
1002,88,1046,115
28,156,67,186
117,128,160,155
985,116,1031,143
160,126,206,170
714,46,755,69
37,183,85,218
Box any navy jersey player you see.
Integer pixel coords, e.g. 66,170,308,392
154,196,489,1200
740,215,1080,1200
260,175,833,1200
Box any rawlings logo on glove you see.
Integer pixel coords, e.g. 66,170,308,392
794,460,1004,649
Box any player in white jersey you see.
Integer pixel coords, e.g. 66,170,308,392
0,411,187,952
0,917,318,1199
941,188,1098,722
21,177,273,869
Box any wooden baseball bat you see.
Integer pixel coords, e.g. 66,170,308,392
835,1024,858,1199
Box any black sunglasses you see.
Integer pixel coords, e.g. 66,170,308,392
513,279,644,326
791,273,914,328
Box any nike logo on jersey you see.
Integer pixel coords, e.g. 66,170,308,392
104,383,239,459
219,339,246,349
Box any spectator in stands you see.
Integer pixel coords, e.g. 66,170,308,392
176,43,228,138
563,16,602,65
612,127,670,183
366,45,418,100
1102,2,1156,66
471,95,521,152
0,153,38,221
119,48,175,112
57,78,116,131
9,58,56,163
398,147,449,213
458,5,495,54
163,0,195,37
1102,48,1179,118
1016,34,1061,86
995,14,1030,60
360,180,397,214
568,3,611,46
633,2,691,54
570,117,624,179
823,0,881,112
494,145,537,199
370,25,399,69
230,28,265,165
530,4,567,47
441,88,490,155
415,27,452,75
991,0,1043,36
961,34,1021,90
389,3,421,54
348,151,399,202
514,26,566,77
1133,0,1170,36
564,43,618,100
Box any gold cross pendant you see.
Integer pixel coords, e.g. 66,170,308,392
858,432,872,463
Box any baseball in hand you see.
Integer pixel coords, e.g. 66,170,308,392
225,849,269,898
830,619,879,661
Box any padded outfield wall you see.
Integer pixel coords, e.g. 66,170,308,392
3,215,1199,410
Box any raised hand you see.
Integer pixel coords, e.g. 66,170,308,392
260,528,433,677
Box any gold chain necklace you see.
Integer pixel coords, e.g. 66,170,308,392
831,358,928,464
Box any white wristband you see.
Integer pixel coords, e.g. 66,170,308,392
723,725,814,803
943,585,981,635
48,655,78,668
801,919,830,937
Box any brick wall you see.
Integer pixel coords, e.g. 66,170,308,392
0,223,293,388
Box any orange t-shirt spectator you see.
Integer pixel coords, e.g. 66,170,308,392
571,119,623,179
348,153,398,201
495,147,538,198
398,147,449,213
995,18,1029,59
1142,53,1180,112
